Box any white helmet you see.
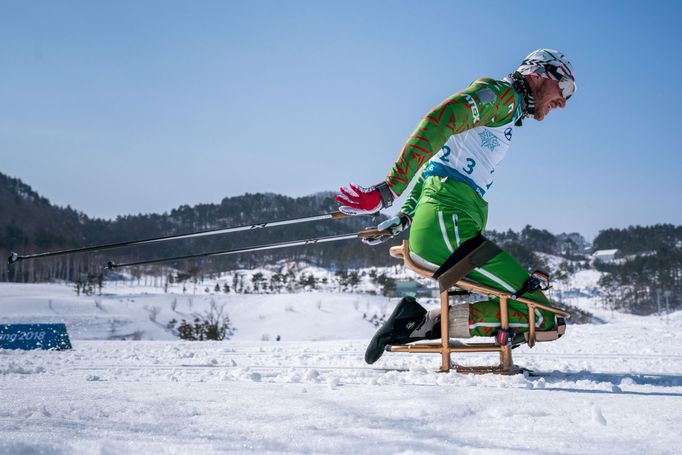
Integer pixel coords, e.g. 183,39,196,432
516,49,576,100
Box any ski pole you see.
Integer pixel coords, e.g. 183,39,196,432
105,229,381,269
7,211,357,266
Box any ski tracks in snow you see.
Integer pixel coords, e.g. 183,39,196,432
1,322,682,453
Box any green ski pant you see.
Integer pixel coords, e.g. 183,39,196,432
408,176,555,337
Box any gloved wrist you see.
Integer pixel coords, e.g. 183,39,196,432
374,181,395,209
397,212,411,226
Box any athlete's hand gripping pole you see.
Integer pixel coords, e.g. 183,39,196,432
361,213,412,246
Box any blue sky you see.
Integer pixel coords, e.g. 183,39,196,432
1,0,681,238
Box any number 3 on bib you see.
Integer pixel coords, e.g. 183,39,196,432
462,158,476,175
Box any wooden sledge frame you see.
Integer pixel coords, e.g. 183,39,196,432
388,241,570,374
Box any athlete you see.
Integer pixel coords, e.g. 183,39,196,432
335,49,577,364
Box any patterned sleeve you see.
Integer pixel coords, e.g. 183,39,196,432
385,78,519,196
399,169,425,218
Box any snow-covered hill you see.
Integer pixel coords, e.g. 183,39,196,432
1,277,681,454
0,281,394,342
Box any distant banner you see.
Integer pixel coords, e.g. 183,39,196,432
0,324,72,350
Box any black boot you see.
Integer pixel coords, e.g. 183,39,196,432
364,297,429,364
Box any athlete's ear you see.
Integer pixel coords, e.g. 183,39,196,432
524,74,543,94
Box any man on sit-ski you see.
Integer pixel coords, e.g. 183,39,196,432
336,49,576,364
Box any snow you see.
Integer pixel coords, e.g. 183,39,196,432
0,282,391,342
1,280,681,454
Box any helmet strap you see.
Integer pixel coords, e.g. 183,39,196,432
509,71,535,120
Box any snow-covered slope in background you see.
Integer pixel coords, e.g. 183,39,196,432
0,281,396,342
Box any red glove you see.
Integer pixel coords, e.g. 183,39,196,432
336,182,395,216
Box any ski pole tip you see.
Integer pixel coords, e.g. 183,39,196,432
7,252,19,265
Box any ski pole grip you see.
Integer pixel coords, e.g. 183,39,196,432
7,252,19,265
357,229,386,238
331,211,351,220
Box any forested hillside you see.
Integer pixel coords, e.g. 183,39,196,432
0,172,394,282
592,225,682,314
2,172,680,315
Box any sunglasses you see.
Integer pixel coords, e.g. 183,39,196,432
558,77,576,100
545,64,576,100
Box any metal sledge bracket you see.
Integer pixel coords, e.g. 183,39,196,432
511,270,551,300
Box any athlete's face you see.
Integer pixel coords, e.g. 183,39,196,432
528,75,566,121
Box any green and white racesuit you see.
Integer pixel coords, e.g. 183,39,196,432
385,77,556,337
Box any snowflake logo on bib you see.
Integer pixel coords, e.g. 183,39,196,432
478,130,500,151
